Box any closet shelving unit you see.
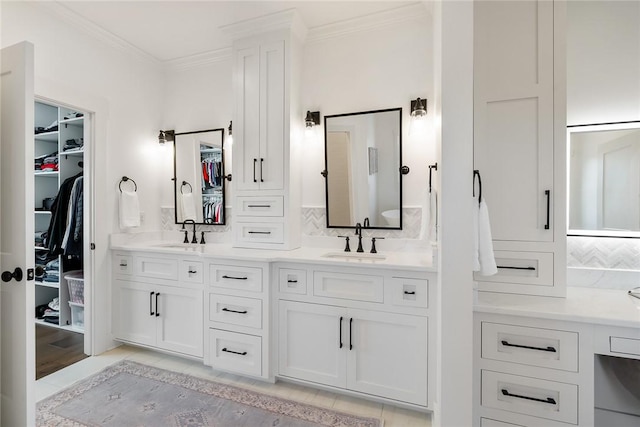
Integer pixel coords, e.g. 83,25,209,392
200,145,224,223
34,100,85,332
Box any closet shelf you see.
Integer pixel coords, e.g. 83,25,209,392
34,210,52,215
34,318,75,332
35,131,58,142
35,246,50,251
61,149,84,156
36,281,59,289
59,117,83,127
35,171,59,177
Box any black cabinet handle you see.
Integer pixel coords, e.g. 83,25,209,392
155,293,160,317
222,307,248,314
221,275,248,280
260,158,264,182
404,290,416,295
339,316,343,349
149,291,155,316
247,204,272,208
119,262,128,267
544,190,551,230
287,279,298,283
501,388,556,405
222,348,247,356
188,269,197,274
497,266,536,271
501,340,556,353
248,231,271,235
349,318,353,350
253,158,257,183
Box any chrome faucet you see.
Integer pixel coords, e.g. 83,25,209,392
354,222,364,253
182,219,197,244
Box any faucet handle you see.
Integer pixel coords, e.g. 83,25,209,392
183,230,189,243
337,235,351,252
370,237,385,254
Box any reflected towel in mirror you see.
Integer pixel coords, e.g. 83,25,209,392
119,189,140,228
181,192,197,221
473,197,497,276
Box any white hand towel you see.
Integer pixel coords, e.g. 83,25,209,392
477,198,498,276
119,189,140,228
472,198,481,272
420,188,438,243
181,192,197,221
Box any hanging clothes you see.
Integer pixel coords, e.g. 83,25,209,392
47,173,83,258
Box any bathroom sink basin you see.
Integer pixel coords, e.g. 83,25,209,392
321,252,386,262
152,243,204,250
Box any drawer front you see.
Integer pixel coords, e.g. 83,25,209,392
209,264,262,293
482,322,578,372
180,260,204,284
313,271,383,303
278,268,307,295
475,251,553,286
209,294,262,329
113,253,132,275
208,329,262,377
610,336,640,357
481,418,525,427
236,196,284,217
390,277,428,308
134,256,178,281
481,370,578,425
235,222,284,245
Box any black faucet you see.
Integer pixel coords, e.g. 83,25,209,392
363,217,370,228
354,222,364,253
182,219,197,244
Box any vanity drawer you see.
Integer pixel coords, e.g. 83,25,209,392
313,271,383,303
134,256,178,281
113,253,132,275
235,221,284,245
207,328,262,377
610,337,640,357
209,294,262,329
481,370,578,425
482,322,578,372
180,260,204,284
279,268,307,295
209,264,263,293
236,196,284,217
390,277,428,308
475,251,553,287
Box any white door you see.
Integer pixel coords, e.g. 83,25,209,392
155,285,203,357
346,309,428,406
1,41,36,427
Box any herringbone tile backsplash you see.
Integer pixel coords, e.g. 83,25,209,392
568,236,640,270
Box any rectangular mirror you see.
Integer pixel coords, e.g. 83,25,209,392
174,128,226,225
324,108,402,229
568,121,640,236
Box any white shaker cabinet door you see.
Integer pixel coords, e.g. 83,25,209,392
278,300,347,388
113,279,156,347
155,285,204,358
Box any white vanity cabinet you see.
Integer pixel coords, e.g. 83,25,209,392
204,260,271,379
473,0,566,297
112,252,204,358
276,264,434,408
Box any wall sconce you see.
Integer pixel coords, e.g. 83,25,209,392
305,111,320,137
227,121,233,146
158,130,174,145
410,98,427,135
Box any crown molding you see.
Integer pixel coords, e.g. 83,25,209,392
165,47,233,72
306,2,430,44
36,1,161,66
219,8,308,42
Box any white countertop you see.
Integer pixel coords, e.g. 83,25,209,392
110,234,437,272
475,287,640,329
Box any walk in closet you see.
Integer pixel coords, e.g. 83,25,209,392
34,100,87,336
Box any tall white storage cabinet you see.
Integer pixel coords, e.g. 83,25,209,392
229,13,304,250
34,100,86,331
473,0,567,296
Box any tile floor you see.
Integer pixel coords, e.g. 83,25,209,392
36,345,431,427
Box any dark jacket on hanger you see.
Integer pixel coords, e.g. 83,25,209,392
47,172,82,256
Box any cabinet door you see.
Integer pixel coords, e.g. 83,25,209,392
278,300,346,388
155,284,203,357
258,40,285,191
234,45,261,191
474,0,554,242
112,279,156,347
346,308,428,406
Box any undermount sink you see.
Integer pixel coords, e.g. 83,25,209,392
321,251,386,261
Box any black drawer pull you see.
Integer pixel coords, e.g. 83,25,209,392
155,293,160,317
404,290,416,295
248,231,271,235
287,279,298,283
119,262,128,267
497,266,536,271
247,204,272,208
222,308,248,314
222,348,247,356
149,291,155,316
544,189,551,230
260,158,264,182
501,388,556,405
349,318,353,350
188,269,197,274
253,158,257,183
222,275,248,280
339,316,343,349
501,340,556,353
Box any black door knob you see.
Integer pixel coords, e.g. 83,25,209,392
1,267,23,283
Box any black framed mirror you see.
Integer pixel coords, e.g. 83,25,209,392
173,128,226,225
323,108,403,229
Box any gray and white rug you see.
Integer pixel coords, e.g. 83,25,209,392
37,360,383,427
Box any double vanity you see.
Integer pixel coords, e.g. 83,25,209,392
111,236,437,410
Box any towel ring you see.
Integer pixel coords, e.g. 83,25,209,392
473,170,482,206
119,176,137,193
180,181,193,194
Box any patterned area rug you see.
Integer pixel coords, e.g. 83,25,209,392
37,360,383,427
